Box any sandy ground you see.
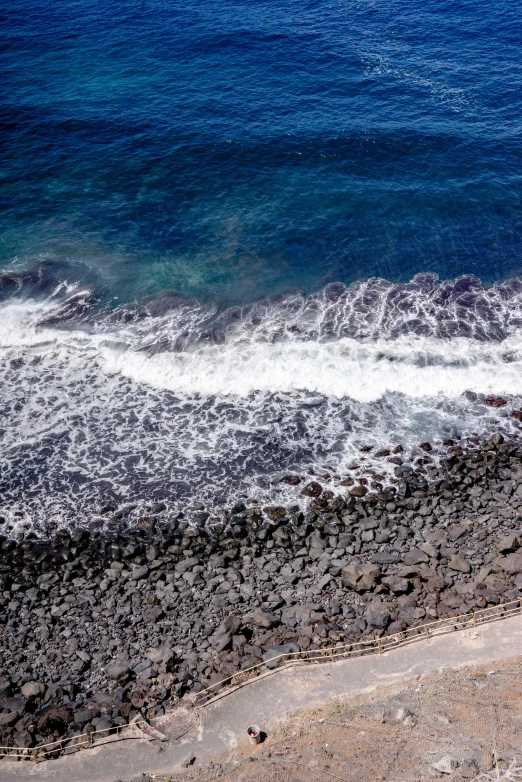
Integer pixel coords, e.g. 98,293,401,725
4,614,522,782
150,658,522,782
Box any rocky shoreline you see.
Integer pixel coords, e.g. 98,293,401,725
3,429,522,754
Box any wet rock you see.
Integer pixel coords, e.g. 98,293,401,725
350,485,367,497
280,475,302,486
419,442,433,452
309,497,329,512
263,506,287,521
301,482,323,498
484,396,507,408
5,428,522,750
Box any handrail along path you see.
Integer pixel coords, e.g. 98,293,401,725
1,598,521,763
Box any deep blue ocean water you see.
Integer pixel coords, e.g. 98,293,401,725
1,0,522,530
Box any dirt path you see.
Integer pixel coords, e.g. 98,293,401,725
3,613,522,782
166,658,522,782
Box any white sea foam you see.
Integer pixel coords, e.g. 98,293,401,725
1,279,522,531
103,334,522,400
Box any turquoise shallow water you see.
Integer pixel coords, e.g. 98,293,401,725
1,0,522,529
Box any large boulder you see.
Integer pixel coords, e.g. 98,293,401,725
448,554,471,573
349,485,368,497
499,553,522,575
300,482,323,498
73,707,100,727
210,632,232,653
37,706,73,736
371,551,400,565
103,661,131,681
253,608,280,628
382,576,410,594
263,506,287,521
21,681,44,698
130,565,149,581
365,601,391,629
497,536,520,555
403,548,429,566
262,643,300,670
342,562,381,591
0,712,18,727
174,557,200,573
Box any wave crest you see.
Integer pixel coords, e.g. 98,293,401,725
1,271,522,530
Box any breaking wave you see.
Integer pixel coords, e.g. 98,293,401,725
2,271,522,532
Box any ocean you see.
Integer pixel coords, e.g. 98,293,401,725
1,0,522,532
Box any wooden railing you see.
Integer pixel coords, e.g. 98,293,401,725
191,598,522,706
1,598,521,763
0,718,152,763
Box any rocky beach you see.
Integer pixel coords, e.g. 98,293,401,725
3,0,522,770
3,425,522,754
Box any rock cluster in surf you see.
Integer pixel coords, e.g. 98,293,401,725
2,431,522,752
